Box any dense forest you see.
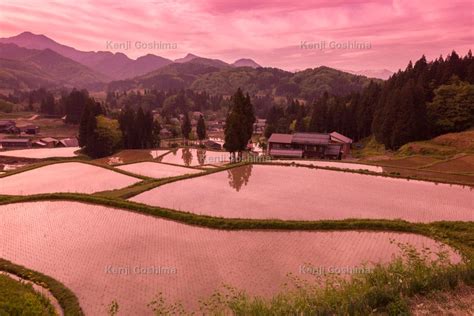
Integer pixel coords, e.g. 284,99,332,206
265,50,474,149
107,64,374,101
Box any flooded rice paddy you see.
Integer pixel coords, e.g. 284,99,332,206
0,162,141,195
116,162,202,178
0,147,80,159
131,165,474,222
0,201,459,314
159,148,230,166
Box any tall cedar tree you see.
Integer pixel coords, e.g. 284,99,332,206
224,88,256,161
118,106,155,149
79,102,104,148
181,113,192,143
196,115,206,141
308,92,329,132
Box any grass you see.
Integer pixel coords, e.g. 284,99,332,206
421,154,474,173
397,130,474,159
184,244,473,315
369,156,441,169
0,258,84,315
352,136,387,159
0,273,56,315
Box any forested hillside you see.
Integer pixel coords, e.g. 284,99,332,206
0,43,107,90
266,51,474,150
108,64,374,100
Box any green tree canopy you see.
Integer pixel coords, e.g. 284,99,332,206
428,78,474,134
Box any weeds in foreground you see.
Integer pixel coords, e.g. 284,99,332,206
144,243,472,315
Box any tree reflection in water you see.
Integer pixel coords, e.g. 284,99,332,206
227,164,253,192
197,149,206,165
181,148,193,166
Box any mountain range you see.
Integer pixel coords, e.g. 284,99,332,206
0,32,384,95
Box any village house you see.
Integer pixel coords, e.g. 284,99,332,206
159,128,173,139
253,119,267,134
329,132,353,158
204,139,222,150
18,124,40,135
206,120,225,132
0,120,17,133
57,138,79,147
267,132,352,159
0,138,32,149
40,137,59,148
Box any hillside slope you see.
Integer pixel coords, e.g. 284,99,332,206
0,43,107,90
0,32,173,80
110,64,375,99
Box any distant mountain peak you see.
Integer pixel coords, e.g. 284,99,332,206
174,53,200,63
232,58,261,68
0,31,173,80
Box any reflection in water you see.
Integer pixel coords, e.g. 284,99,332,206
161,148,230,166
197,149,206,165
227,164,253,192
181,148,193,166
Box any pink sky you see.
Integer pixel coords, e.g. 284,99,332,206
0,0,472,71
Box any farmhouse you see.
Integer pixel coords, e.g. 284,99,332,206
268,132,351,159
57,138,79,147
0,120,16,133
330,132,353,158
253,119,267,134
18,124,40,135
40,137,59,148
0,138,32,149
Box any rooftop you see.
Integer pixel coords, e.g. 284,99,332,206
268,133,293,144
292,133,330,145
0,138,30,143
330,131,353,144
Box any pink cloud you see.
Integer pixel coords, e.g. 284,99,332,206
0,0,472,71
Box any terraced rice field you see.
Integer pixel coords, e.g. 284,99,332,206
131,165,474,222
0,162,141,195
422,155,474,173
271,160,383,172
0,201,459,315
0,147,80,159
116,162,202,178
159,148,229,166
373,156,440,168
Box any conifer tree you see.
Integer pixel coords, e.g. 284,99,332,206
181,112,192,144
196,115,206,142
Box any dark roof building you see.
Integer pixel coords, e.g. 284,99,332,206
268,132,346,159
18,124,40,135
292,133,330,145
0,120,16,133
268,133,293,144
330,132,353,158
0,138,31,149
58,138,79,147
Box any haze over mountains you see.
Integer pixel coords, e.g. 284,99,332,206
0,32,384,95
